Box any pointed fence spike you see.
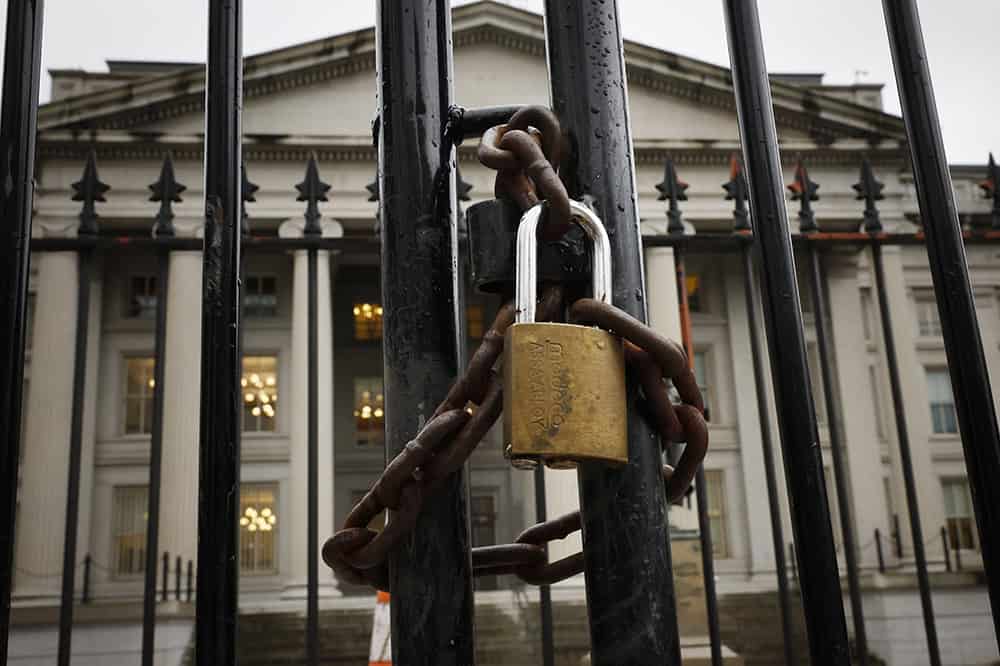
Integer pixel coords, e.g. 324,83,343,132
71,150,109,237
655,156,688,234
853,158,885,234
787,157,819,233
241,161,259,236
979,152,1000,230
149,153,186,238
296,152,330,237
722,153,751,232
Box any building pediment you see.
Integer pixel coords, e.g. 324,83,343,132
37,1,906,148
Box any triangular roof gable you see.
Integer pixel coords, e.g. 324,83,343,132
37,0,905,143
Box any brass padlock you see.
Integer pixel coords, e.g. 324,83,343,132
504,200,627,469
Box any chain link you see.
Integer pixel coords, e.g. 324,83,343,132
323,106,709,590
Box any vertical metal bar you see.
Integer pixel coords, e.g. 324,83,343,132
56,246,93,666
306,247,319,666
532,466,555,666
955,541,962,572
542,3,680,663
0,1,44,656
882,0,1000,642
186,560,193,603
142,248,170,666
675,250,722,666
197,0,243,663
942,528,951,573
875,530,885,574
893,515,903,559
162,551,169,602
789,543,797,582
81,555,91,604
376,1,474,663
870,242,940,665
721,2,850,662
175,556,182,602
806,245,869,665
740,243,795,666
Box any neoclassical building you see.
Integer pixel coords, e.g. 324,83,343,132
10,2,999,664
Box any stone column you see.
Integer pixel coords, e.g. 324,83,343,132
876,246,945,558
825,253,885,568
15,242,101,601
280,218,341,597
158,237,204,570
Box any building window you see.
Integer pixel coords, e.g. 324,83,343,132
239,483,278,573
353,302,384,341
914,289,942,337
124,357,156,435
243,275,277,318
693,350,710,422
686,274,703,313
125,275,158,319
112,486,148,577
470,494,498,590
703,470,728,558
942,478,975,550
354,377,385,447
242,356,278,432
926,369,957,434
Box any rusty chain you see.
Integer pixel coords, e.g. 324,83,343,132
323,105,708,589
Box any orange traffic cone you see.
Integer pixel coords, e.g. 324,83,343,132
368,590,391,666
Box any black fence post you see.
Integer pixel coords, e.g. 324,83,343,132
57,152,103,666
376,2,474,663
740,240,796,666
955,542,962,572
806,244,869,665
162,552,169,602
533,467,555,666
722,1,850,663
875,530,885,574
882,0,1000,644
81,555,91,604
893,514,903,559
870,242,940,665
196,0,243,663
942,528,952,573
0,1,45,657
175,556,182,602
543,3,680,662
186,560,194,603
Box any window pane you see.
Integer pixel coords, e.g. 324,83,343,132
126,275,158,319
123,357,155,435
686,274,702,312
694,351,710,421
703,470,728,558
354,377,385,447
240,484,278,573
112,486,148,576
353,302,384,341
926,369,957,434
243,275,278,317
242,356,278,432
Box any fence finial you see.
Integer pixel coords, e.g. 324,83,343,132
149,153,185,238
296,152,330,236
656,156,687,234
72,150,109,237
241,161,258,237
853,158,885,234
979,152,1000,230
722,154,750,232
787,157,819,233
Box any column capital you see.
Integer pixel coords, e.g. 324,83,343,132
278,218,343,239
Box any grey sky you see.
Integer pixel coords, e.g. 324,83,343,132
2,0,995,164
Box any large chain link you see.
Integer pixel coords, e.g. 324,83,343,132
323,106,709,589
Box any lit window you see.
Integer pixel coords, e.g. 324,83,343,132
243,275,278,318
242,356,278,432
124,357,156,435
926,369,957,434
942,478,975,550
703,470,728,558
686,274,703,313
467,303,485,339
914,289,942,337
125,275,158,319
354,377,385,447
112,486,148,577
693,350,710,422
353,303,384,341
240,484,278,573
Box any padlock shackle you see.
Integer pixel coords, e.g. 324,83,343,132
515,200,613,323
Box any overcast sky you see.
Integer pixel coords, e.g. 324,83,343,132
1,0,994,164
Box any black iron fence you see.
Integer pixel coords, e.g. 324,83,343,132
1,1,998,665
